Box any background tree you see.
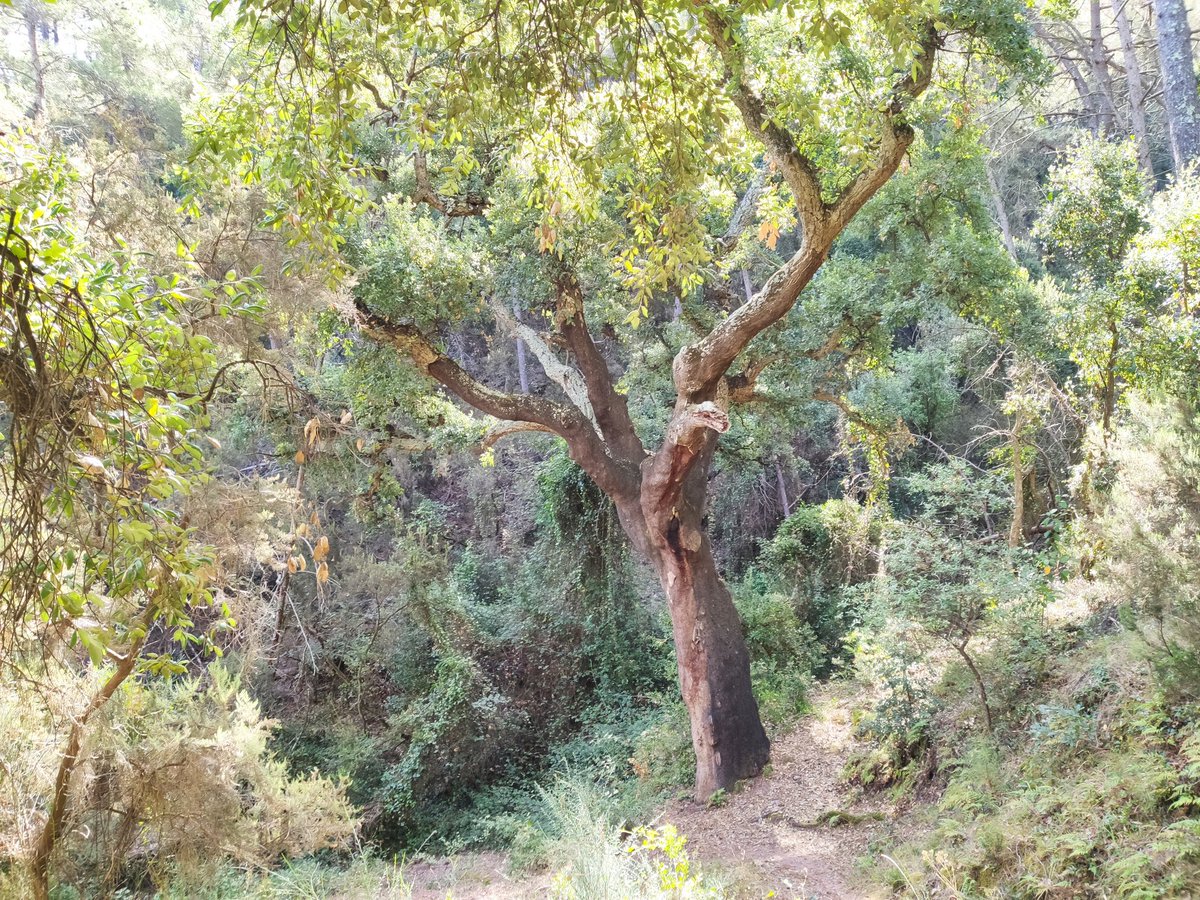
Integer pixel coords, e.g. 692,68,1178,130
1151,0,1200,171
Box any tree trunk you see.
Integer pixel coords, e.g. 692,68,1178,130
774,458,791,518
1089,0,1120,135
986,164,1018,260
513,301,530,394
1112,0,1155,177
616,442,770,801
1102,320,1120,441
1008,408,1026,548
31,621,148,900
653,533,770,799
952,640,994,734
24,2,46,123
1152,0,1200,171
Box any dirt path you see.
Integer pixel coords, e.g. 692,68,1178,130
405,852,548,899
660,685,900,899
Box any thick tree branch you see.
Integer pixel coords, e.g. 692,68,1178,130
827,28,940,232
679,25,938,399
553,275,647,463
355,299,580,432
353,298,637,498
813,389,875,431
481,421,558,448
412,150,489,217
723,311,879,404
726,357,771,404
490,296,600,434
701,8,827,233
642,22,938,517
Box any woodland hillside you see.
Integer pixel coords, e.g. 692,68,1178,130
3,0,1200,897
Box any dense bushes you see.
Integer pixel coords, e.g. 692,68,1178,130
750,498,880,676
0,667,356,898
263,452,679,852
1099,397,1200,699
858,399,1200,896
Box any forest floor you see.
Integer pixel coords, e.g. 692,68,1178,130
403,684,911,899
664,683,909,899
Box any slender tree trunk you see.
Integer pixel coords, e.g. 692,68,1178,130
1151,0,1200,171
986,164,1018,260
31,623,149,900
1112,0,1155,177
774,458,791,518
952,640,994,734
1089,0,1120,135
1102,321,1120,441
24,2,46,123
1009,408,1026,548
513,301,530,394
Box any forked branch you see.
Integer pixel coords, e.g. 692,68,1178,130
353,298,637,498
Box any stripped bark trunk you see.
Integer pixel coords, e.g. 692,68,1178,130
617,439,770,798
1151,0,1200,170
653,534,770,798
1112,0,1155,177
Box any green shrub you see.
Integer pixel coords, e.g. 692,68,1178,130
1100,396,1200,700
734,582,816,728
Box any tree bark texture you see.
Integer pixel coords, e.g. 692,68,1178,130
1152,0,1200,171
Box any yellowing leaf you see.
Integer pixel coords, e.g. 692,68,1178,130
313,535,330,561
295,450,306,465
757,220,780,250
